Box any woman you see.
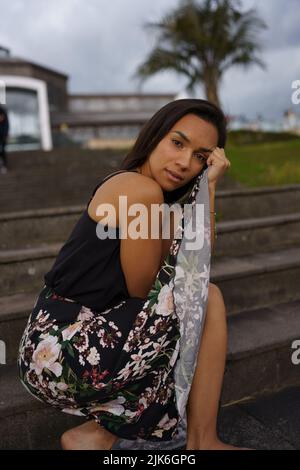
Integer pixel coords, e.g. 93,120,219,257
18,98,249,450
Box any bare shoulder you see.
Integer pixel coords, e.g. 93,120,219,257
88,172,164,224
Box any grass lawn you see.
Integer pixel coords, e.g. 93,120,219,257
225,132,300,187
116,130,300,188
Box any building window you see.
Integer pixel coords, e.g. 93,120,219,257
6,87,41,150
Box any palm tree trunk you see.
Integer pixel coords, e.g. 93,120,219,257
203,68,221,108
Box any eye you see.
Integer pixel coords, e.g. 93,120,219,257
194,153,207,163
172,139,183,148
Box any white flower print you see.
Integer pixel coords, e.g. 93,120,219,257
77,306,94,321
86,347,100,366
201,278,209,300
57,382,69,391
62,321,82,341
174,265,185,281
48,381,58,397
30,335,62,377
90,396,126,416
169,339,180,368
156,284,175,317
39,332,50,340
117,361,132,381
132,360,151,377
62,408,86,416
79,354,86,366
124,409,139,419
151,413,178,438
138,338,151,351
36,309,49,321
199,263,210,281
130,353,144,364
144,337,171,359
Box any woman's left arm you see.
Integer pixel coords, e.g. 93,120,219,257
206,147,231,253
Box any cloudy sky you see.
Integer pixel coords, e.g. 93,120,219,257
0,0,299,119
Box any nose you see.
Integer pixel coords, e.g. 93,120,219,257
175,150,192,171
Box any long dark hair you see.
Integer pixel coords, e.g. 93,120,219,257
119,98,227,204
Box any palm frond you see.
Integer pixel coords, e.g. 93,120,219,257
133,0,268,106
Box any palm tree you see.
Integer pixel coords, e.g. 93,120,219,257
132,0,267,108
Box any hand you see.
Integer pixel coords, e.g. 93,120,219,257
206,147,231,186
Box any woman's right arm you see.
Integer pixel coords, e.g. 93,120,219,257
118,175,165,299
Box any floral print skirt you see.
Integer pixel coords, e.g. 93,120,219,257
18,284,182,441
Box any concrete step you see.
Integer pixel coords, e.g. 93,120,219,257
1,298,299,449
215,184,300,221
0,180,95,212
1,243,300,313
0,244,60,296
1,206,300,255
2,183,299,219
0,291,38,365
0,150,122,212
211,246,300,315
2,149,299,217
214,212,300,258
0,206,84,250
0,364,86,450
222,298,300,404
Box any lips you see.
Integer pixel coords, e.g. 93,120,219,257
165,169,184,182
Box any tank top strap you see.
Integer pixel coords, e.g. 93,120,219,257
86,169,138,208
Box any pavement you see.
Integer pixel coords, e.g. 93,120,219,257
216,385,300,450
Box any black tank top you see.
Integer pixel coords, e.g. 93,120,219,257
44,170,139,311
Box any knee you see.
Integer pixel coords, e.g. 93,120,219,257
207,282,227,317
208,282,224,302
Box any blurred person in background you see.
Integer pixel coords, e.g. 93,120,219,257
0,104,9,174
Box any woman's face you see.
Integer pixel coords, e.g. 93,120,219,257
138,113,219,191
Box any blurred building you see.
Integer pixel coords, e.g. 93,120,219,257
227,111,300,134
283,109,300,134
53,93,176,148
0,47,176,150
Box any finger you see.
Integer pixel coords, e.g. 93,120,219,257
213,150,226,160
211,153,227,163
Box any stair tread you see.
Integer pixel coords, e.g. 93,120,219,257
211,246,300,279
0,291,39,320
1,239,300,274
0,364,45,419
219,212,300,231
216,183,300,197
0,243,62,262
1,205,300,226
227,298,300,359
0,205,84,221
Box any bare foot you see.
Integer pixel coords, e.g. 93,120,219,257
61,420,119,450
187,438,254,450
